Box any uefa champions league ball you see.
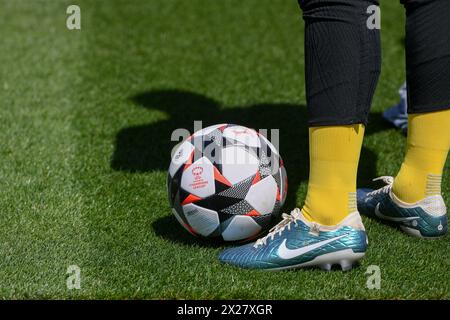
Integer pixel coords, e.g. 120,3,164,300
167,124,287,241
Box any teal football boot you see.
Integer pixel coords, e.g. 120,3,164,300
357,176,447,238
218,208,367,271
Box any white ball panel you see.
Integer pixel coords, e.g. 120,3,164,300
245,175,277,215
258,133,279,156
221,215,262,241
182,203,220,237
169,140,195,177
280,166,288,206
180,157,215,198
193,124,226,138
221,146,259,185
223,126,260,148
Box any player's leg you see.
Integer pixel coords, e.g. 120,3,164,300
219,0,380,270
301,0,381,227
358,0,450,238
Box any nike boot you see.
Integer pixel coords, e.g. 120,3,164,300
218,208,367,271
357,176,448,238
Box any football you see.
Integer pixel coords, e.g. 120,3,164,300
167,124,287,241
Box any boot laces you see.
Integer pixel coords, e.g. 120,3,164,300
367,176,394,196
254,208,301,248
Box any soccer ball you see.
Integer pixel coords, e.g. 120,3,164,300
167,124,287,241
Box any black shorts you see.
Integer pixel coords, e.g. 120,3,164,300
300,0,450,126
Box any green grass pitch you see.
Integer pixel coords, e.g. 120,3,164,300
0,0,448,299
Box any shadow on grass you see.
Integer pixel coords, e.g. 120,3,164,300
152,215,233,248
111,89,392,246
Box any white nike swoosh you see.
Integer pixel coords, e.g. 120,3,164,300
374,203,420,222
278,233,349,260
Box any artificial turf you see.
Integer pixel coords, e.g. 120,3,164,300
0,0,448,299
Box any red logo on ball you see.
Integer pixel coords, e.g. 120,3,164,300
232,129,251,136
192,166,204,180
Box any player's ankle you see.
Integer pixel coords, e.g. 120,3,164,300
301,207,356,227
392,173,443,204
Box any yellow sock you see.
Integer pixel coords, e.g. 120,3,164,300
393,109,450,203
302,124,365,226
